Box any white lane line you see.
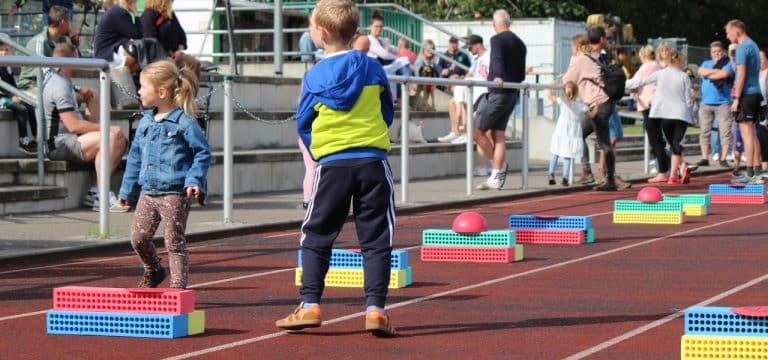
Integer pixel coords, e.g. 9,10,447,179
0,246,422,322
564,271,768,360
164,209,768,360
0,233,301,276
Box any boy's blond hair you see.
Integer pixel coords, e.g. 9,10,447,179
313,0,359,44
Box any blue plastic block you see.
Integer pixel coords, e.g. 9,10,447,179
507,215,591,231
709,184,765,195
298,249,408,270
684,306,768,337
47,310,188,338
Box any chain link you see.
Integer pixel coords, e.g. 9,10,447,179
110,79,296,125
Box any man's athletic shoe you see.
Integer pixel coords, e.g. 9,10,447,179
276,303,322,331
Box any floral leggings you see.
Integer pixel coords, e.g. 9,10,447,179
130,194,191,288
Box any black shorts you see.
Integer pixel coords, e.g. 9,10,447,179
736,93,763,123
474,91,518,131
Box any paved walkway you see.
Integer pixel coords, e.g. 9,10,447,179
0,158,726,261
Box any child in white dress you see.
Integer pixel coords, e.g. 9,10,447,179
547,81,598,186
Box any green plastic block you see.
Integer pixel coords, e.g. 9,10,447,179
613,200,683,213
663,194,710,206
422,229,516,247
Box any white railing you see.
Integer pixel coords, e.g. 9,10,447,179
0,55,112,237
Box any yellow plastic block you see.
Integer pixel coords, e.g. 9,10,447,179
682,204,707,216
295,267,412,288
187,310,205,336
681,334,768,359
514,244,524,261
612,211,682,224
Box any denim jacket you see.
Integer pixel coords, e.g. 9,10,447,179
118,108,211,204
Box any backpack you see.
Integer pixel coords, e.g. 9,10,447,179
585,54,626,101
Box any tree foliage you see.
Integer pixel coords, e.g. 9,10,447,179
377,0,768,47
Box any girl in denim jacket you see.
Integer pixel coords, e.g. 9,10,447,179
115,60,211,288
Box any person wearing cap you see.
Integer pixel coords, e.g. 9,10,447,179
437,36,471,78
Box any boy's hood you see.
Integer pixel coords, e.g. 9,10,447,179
303,51,371,111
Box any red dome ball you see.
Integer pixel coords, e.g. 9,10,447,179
637,186,663,203
452,211,488,234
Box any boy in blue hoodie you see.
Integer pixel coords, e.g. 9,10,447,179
274,0,396,337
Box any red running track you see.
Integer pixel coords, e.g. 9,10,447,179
1,172,768,359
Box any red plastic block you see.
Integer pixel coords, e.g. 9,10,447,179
53,286,195,314
514,229,585,244
710,194,765,204
420,245,522,263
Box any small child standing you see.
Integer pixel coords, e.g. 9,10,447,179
0,40,37,155
114,60,211,289
275,0,396,337
546,81,597,186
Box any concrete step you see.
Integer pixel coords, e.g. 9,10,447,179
0,185,68,215
0,158,68,186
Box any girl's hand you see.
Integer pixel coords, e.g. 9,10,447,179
186,186,201,198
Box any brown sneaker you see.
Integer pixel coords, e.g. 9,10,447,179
276,303,322,330
615,175,632,189
365,309,396,337
578,172,595,185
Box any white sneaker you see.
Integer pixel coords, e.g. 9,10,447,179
437,132,459,143
476,164,507,190
451,134,467,144
91,191,118,212
711,153,720,161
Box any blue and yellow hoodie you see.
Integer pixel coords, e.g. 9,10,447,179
296,50,393,164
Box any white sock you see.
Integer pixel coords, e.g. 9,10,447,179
490,169,500,178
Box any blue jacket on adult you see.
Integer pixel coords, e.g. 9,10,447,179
118,108,211,204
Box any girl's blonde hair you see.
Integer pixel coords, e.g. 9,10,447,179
113,0,138,14
638,45,655,60
142,60,199,116
144,0,172,19
420,39,436,59
563,81,578,102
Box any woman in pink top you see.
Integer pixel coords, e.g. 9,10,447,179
629,45,668,182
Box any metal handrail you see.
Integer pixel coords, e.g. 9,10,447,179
0,55,112,237
388,75,554,201
382,26,470,73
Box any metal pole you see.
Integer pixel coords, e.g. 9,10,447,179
224,0,238,75
465,86,474,195
98,69,111,237
521,88,530,190
400,83,409,203
223,75,234,223
644,128,650,174
35,68,44,186
273,0,283,76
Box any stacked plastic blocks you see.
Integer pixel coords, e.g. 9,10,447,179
420,229,523,263
663,194,710,216
295,249,412,288
613,200,683,224
681,306,768,359
47,286,204,338
709,184,766,204
508,215,594,244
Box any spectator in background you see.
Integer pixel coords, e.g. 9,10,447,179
351,31,370,54
465,34,492,176
44,43,127,211
474,9,526,191
396,37,416,67
437,36,471,78
17,6,100,121
141,0,201,78
367,10,412,103
628,44,669,183
697,41,734,169
8,0,74,26
93,0,143,71
413,39,438,111
657,42,672,68
726,19,762,183
299,31,317,64
0,40,37,155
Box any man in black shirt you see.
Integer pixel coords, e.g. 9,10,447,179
474,9,526,190
437,36,471,78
